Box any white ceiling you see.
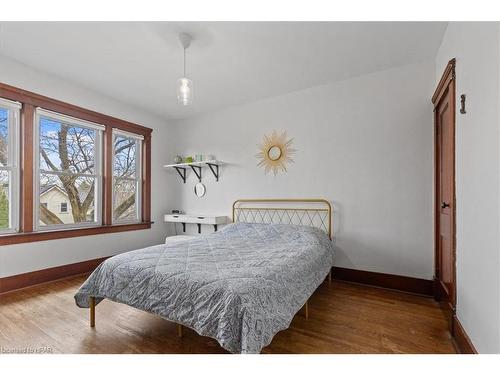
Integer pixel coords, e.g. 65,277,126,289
0,22,447,120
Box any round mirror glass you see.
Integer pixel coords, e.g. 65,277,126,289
268,145,282,161
194,183,206,198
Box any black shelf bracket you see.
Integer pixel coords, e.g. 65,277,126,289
206,163,220,182
190,165,202,182
174,167,187,183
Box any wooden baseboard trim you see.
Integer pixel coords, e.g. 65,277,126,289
332,266,433,296
0,256,109,294
452,315,478,354
433,277,448,301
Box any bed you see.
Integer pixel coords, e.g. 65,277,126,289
74,199,334,353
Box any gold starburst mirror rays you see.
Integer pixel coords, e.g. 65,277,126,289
256,130,296,175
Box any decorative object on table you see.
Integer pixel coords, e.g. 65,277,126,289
176,33,194,106
174,155,183,164
195,154,204,162
185,156,194,163
194,182,206,198
256,130,296,175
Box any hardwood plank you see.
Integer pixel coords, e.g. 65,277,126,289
0,275,456,354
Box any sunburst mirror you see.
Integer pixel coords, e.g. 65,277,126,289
256,130,296,175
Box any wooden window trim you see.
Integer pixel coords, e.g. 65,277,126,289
0,82,152,246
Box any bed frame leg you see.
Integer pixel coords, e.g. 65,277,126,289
89,297,95,328
304,301,309,320
328,269,332,287
177,324,183,338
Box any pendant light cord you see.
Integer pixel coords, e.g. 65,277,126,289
183,48,186,77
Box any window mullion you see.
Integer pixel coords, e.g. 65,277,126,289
103,126,113,226
21,103,35,233
40,169,98,178
113,176,137,182
136,139,142,222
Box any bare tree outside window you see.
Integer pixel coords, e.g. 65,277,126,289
38,117,98,226
0,108,8,166
113,134,140,222
0,108,9,229
38,116,139,227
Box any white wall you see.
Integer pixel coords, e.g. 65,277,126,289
168,61,436,279
435,22,500,354
0,55,175,277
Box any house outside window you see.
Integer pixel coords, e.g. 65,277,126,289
35,108,103,230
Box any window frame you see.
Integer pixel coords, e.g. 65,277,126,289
0,82,152,245
0,97,21,234
34,107,104,231
112,128,143,225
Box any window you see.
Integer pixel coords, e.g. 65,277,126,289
112,129,143,223
0,97,20,234
0,82,152,245
35,108,104,230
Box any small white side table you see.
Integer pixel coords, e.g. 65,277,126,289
164,214,228,234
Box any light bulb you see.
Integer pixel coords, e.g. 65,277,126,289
177,77,193,106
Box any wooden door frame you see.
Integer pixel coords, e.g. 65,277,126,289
432,58,457,315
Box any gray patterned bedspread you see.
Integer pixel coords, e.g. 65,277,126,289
74,223,334,353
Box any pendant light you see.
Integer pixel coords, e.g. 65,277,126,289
177,33,193,106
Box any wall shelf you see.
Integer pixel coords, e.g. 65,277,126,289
163,160,224,183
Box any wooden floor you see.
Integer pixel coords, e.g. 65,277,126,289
0,275,456,354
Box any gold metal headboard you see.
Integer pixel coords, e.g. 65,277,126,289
232,199,332,240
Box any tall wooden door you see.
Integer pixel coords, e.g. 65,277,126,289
432,59,456,319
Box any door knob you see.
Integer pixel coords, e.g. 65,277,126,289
441,202,450,209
